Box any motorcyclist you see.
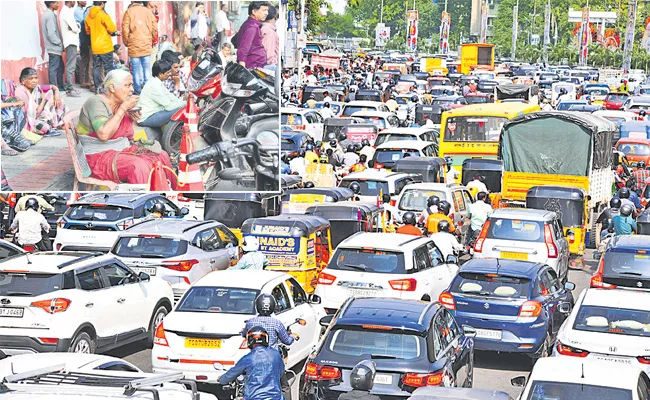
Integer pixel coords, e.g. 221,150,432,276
349,182,362,201
337,360,381,400
445,157,459,183
596,198,621,240
557,88,571,104
359,139,375,160
350,154,368,172
625,179,643,208
320,101,334,120
616,187,640,213
426,200,456,235
306,94,317,109
396,211,423,236
280,154,291,175
289,149,309,177
10,197,50,251
231,236,267,270
243,294,298,349
342,144,360,170
611,204,637,236
417,195,440,226
218,326,284,400
633,160,650,190
466,192,493,245
429,220,464,260
304,143,320,164
145,203,166,220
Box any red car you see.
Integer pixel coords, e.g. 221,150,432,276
603,91,629,110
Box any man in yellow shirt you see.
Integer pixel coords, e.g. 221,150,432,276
304,144,319,164
619,79,629,93
426,201,455,235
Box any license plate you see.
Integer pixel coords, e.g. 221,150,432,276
374,374,392,385
593,355,633,365
131,267,157,276
348,288,378,298
0,307,24,318
475,328,502,340
500,251,528,261
185,338,222,349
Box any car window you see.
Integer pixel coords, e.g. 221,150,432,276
286,278,307,306
102,263,136,287
442,309,460,342
413,245,432,271
555,219,564,240
195,228,223,252
0,245,20,260
394,178,410,195
538,270,554,296
304,113,314,124
423,144,436,157
271,283,291,313
160,199,180,216
452,191,466,212
76,268,104,291
544,268,561,293
462,190,473,206
388,116,400,127
433,312,452,354
426,241,444,266
216,226,238,248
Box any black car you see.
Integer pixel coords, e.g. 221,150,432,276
300,298,476,399
591,235,650,290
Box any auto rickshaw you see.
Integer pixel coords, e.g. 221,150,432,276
461,159,502,207
526,186,587,268
204,193,284,241
323,117,364,143
393,156,445,183
281,187,354,214
355,89,383,102
240,215,333,293
305,201,382,248
303,162,338,188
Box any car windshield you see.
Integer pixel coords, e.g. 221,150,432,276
586,88,608,96
526,381,632,400
374,134,418,147
375,149,421,164
450,272,530,298
573,305,650,338
343,106,377,116
328,248,406,274
395,97,409,105
0,273,64,297
328,329,420,360
630,104,650,111
603,250,650,278
486,218,544,242
176,287,259,314
281,114,303,126
444,116,506,142
340,180,389,197
606,94,628,102
360,117,387,130
315,103,342,114
66,205,131,222
465,96,490,104
617,143,650,156
112,237,188,258
398,189,446,211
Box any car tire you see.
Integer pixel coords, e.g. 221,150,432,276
530,331,553,366
146,305,170,347
69,331,96,354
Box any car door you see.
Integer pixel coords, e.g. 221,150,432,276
431,310,461,387
419,242,451,299
193,228,230,278
158,198,183,218
283,277,315,361
75,265,116,341
451,190,468,238
442,309,471,388
215,225,240,266
269,281,303,366
307,112,324,140
541,267,566,335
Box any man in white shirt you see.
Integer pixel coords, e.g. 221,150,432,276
319,102,334,120
11,198,50,250
60,1,81,95
429,220,464,260
216,3,230,48
289,150,309,177
446,167,460,183
322,91,333,103
466,192,493,245
466,174,489,194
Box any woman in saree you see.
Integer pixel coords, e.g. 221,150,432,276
76,69,177,187
14,68,65,137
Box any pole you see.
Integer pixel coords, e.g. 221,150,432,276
623,0,637,72
512,0,518,60
297,0,306,88
380,0,384,24
444,0,447,12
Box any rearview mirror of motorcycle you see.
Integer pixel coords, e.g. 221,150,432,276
213,362,226,371
221,63,268,99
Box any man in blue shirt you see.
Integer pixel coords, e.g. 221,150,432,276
612,204,637,236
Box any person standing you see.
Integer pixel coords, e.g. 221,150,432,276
261,5,278,70
233,1,269,69
75,1,93,89
190,2,210,41
216,3,229,49
43,1,65,90
122,1,157,95
85,0,119,93
60,1,81,96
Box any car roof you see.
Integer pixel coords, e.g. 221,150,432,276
350,111,394,118
73,193,156,208
376,140,434,150
459,258,545,278
122,219,217,236
409,387,514,400
281,108,319,115
194,270,287,289
338,232,429,252
337,297,440,332
379,127,437,134
580,287,650,309
342,169,411,181
402,182,464,191
282,130,308,140
489,208,556,221
527,357,643,389
0,252,111,273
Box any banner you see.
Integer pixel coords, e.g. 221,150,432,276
284,31,297,68
543,1,550,63
623,0,637,71
642,17,650,51
511,4,518,59
480,4,488,43
579,7,590,65
375,23,390,47
406,10,418,52
310,54,341,69
440,11,451,55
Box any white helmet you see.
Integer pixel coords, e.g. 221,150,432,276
241,236,259,252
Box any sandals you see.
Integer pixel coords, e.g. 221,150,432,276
1,149,18,156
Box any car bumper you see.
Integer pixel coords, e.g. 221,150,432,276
454,315,547,354
54,228,119,252
152,356,229,384
0,335,71,355
302,382,410,400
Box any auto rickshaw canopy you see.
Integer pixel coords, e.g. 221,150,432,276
393,156,446,182
461,159,503,193
241,214,330,238
526,185,586,228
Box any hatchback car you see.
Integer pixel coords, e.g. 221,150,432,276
372,141,438,171
281,107,325,142
442,259,574,362
351,111,400,132
373,128,439,147
591,235,650,290
301,298,475,399
473,209,570,283
604,91,630,110
339,170,417,203
341,101,391,117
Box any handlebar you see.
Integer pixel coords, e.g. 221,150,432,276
186,145,222,165
186,139,277,170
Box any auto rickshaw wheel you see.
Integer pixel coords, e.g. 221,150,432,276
587,210,598,249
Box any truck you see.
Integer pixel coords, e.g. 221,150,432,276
420,57,448,75
459,43,495,75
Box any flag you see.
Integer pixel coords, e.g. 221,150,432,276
406,10,419,52
440,11,451,54
579,7,590,65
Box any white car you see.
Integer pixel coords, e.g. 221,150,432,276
395,182,473,230
0,252,174,355
513,357,650,400
152,270,326,384
373,127,439,147
371,140,438,171
350,111,400,132
341,101,391,118
281,107,325,142
167,192,205,221
554,288,650,373
339,170,418,203
315,232,459,314
0,353,141,375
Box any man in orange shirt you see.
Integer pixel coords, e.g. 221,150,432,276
426,201,455,235
396,212,423,236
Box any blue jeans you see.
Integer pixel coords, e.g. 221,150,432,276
139,106,184,128
264,64,277,71
130,56,151,94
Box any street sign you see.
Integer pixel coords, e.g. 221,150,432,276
375,23,390,47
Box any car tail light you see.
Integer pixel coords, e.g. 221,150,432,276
374,163,384,169
117,218,134,231
473,220,491,253
557,341,589,358
590,257,616,289
162,259,199,272
317,271,336,285
176,194,191,202
544,224,558,258
23,244,37,252
439,291,456,310
390,199,397,207
294,125,306,131
154,322,168,346
30,298,71,314
638,356,650,365
402,371,444,387
519,300,542,317
389,278,417,291
56,243,62,251
37,337,59,344
305,363,341,381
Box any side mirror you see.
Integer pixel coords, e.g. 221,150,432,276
592,251,602,260
564,281,576,291
319,315,333,327
446,254,459,265
309,294,322,304
296,318,307,326
180,207,190,216
213,362,226,371
511,376,526,387
565,229,574,237
462,325,477,339
138,272,150,282
558,302,572,314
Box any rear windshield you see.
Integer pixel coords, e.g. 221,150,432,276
395,97,408,105
617,143,650,156
343,106,377,116
176,287,259,314
374,134,418,147
328,248,406,274
340,180,389,197
0,273,64,297
444,116,507,142
486,218,544,242
602,116,626,126
603,250,650,278
281,138,295,151
112,237,188,259
281,114,303,126
525,381,632,400
66,205,131,222
629,104,650,111
450,272,530,298
398,189,446,211
586,88,608,96
315,103,342,114
360,117,386,130
573,305,650,338
374,149,421,164
328,329,420,360
606,93,628,102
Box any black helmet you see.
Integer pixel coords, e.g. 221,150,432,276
329,139,338,148
610,197,622,209
427,195,441,208
438,201,451,215
298,149,306,158
438,219,451,233
402,211,416,225
246,326,269,349
361,139,370,147
620,204,634,217
25,197,39,212
346,144,356,152
639,161,647,169
618,187,631,199
349,360,376,391
304,181,315,188
349,182,361,194
255,294,276,316
151,203,166,215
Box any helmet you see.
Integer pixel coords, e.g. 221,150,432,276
25,197,39,212
438,219,451,233
346,144,356,152
349,360,376,391
641,110,648,117
361,139,370,147
427,195,441,208
324,102,330,108
241,236,259,252
305,143,314,151
438,201,451,215
151,203,166,215
620,204,634,217
329,139,338,148
618,187,631,199
640,161,647,169
246,326,269,349
610,197,622,209
402,211,416,225
560,88,567,95
349,182,361,194
411,95,418,103
304,181,316,188
255,294,276,316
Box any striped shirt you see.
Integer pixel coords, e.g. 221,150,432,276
242,316,295,350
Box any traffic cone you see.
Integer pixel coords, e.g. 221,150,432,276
149,161,171,191
177,125,205,191
184,95,200,139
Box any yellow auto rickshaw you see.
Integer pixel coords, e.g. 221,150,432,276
240,215,332,293
281,187,354,214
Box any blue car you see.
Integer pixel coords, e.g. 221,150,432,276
281,130,310,158
440,259,574,362
301,298,475,399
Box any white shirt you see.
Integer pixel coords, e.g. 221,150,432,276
60,4,80,48
467,200,493,231
217,10,229,33
289,157,309,177
323,95,333,103
446,169,460,183
11,209,50,246
306,75,318,84
360,146,375,161
466,179,489,194
429,232,464,260
319,107,334,120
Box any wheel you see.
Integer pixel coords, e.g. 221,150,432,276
146,305,170,347
530,331,553,366
162,120,184,170
587,209,598,249
68,331,96,354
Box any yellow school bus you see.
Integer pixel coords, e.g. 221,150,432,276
439,103,540,181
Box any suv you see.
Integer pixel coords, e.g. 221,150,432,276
591,235,650,290
54,193,189,252
0,252,173,355
339,170,417,203
473,209,570,283
315,232,459,314
111,219,239,303
301,298,475,397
